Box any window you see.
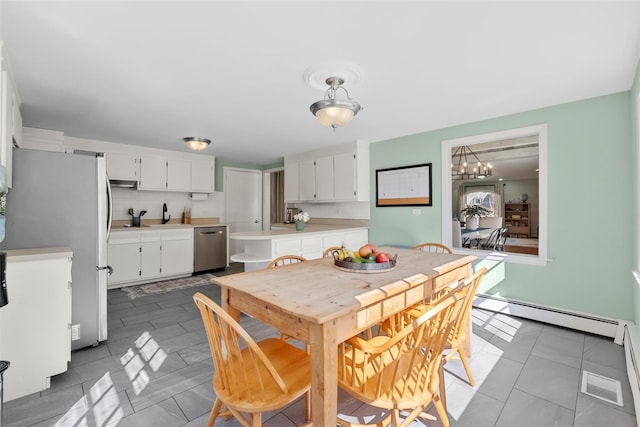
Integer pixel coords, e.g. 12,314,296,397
441,125,548,266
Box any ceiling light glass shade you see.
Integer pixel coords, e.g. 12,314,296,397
183,137,211,151
310,76,362,129
310,99,360,128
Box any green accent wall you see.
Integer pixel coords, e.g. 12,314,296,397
370,92,634,321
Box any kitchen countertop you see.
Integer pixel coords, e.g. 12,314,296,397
231,223,368,240
111,217,229,232
1,247,73,262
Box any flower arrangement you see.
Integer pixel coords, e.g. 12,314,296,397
293,211,310,223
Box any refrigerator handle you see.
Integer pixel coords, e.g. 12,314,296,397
97,265,113,276
106,174,113,240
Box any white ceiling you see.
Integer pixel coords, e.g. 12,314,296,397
1,1,639,165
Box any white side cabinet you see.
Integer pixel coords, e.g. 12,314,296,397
284,159,300,203
108,228,194,288
0,248,72,401
167,159,191,191
139,155,167,190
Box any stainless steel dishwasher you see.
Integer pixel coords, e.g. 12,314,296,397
194,226,227,272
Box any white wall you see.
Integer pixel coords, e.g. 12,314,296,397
112,187,224,222
292,201,370,220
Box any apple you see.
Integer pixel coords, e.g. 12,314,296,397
375,252,390,263
358,244,377,258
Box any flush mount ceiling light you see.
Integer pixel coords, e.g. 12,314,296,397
451,145,493,180
183,137,211,151
309,76,362,129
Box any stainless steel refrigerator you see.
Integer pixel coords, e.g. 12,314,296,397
0,148,111,350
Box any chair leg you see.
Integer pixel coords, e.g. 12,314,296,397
305,390,311,422
438,358,447,411
433,395,450,427
457,347,476,387
207,398,223,427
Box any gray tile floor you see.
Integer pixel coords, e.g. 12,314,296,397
3,263,636,426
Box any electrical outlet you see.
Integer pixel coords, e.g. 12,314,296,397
71,324,80,341
412,209,422,215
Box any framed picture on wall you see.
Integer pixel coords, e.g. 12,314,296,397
376,163,432,207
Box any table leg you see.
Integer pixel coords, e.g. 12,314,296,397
309,321,338,426
221,287,241,322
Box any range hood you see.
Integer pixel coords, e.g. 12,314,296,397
109,179,138,189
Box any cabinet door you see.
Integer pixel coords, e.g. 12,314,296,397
191,159,215,193
139,155,167,190
105,152,139,181
299,159,316,201
107,243,141,286
140,242,162,279
314,155,334,201
1,67,12,188
167,159,191,191
161,239,194,276
284,160,299,202
334,151,356,201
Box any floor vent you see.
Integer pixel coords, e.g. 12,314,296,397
581,370,623,406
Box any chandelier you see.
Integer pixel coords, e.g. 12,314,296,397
309,76,362,129
451,145,492,180
183,137,211,151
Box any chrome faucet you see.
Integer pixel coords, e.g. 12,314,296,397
162,203,171,224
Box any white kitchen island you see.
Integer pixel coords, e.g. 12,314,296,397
230,224,369,271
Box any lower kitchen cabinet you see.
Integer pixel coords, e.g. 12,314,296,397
108,228,194,288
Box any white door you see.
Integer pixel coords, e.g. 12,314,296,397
224,168,262,258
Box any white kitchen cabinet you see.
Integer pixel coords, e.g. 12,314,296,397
140,241,162,280
334,151,357,201
108,228,194,287
167,159,191,191
191,158,215,193
139,155,192,192
0,248,72,401
160,229,194,276
315,155,334,201
284,159,299,202
105,152,139,181
298,158,315,201
284,141,369,203
107,242,140,284
139,155,167,190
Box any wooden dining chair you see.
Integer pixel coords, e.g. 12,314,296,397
267,254,307,268
337,289,467,427
193,292,312,427
403,267,487,409
323,246,341,258
413,242,453,254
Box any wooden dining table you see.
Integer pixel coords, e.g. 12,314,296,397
213,246,476,426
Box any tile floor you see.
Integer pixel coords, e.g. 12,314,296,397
2,264,637,427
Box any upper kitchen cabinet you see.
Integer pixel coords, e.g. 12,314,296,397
139,155,191,191
0,42,22,189
284,141,369,203
190,158,215,193
105,152,139,181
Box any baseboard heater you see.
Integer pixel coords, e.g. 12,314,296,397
473,293,627,344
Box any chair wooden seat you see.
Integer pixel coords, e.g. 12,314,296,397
193,292,312,427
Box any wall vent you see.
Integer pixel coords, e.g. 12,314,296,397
581,370,623,406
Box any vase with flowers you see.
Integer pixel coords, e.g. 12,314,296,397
293,211,310,231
